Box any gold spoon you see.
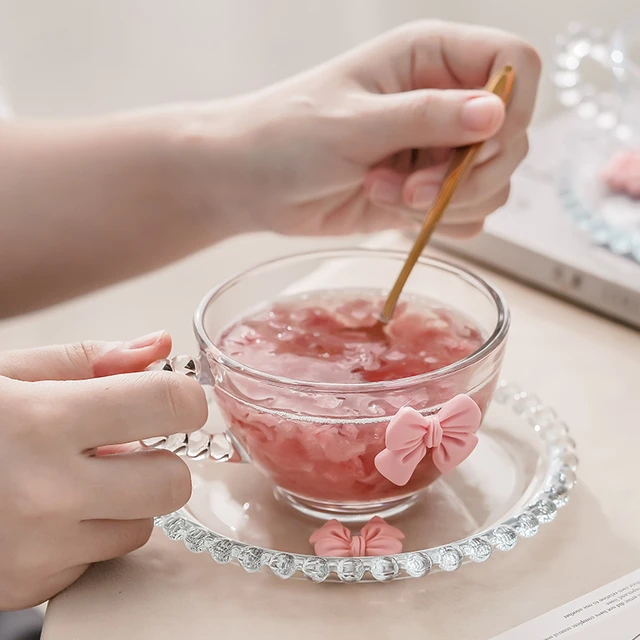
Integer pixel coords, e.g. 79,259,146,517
379,65,516,324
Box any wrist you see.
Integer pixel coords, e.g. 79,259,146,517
159,98,265,238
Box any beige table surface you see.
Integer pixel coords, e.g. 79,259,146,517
3,232,638,640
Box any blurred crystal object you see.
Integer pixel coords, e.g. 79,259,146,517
559,88,583,107
270,553,296,579
466,537,492,563
515,513,540,538
532,500,558,523
590,43,609,63
239,547,265,573
404,553,432,578
555,52,580,70
591,222,612,246
560,451,579,471
577,100,599,119
551,437,578,454
549,486,571,509
147,358,171,371
209,539,235,564
302,557,329,583
531,407,557,430
371,557,399,581
438,546,463,572
569,38,591,57
209,433,235,462
184,528,210,553
494,381,521,405
616,123,634,141
493,526,518,551
551,467,577,490
553,70,579,89
185,429,211,459
162,516,186,540
513,393,542,416
541,421,569,443
337,558,365,582
164,433,187,453
609,232,633,255
595,110,617,130
171,354,197,376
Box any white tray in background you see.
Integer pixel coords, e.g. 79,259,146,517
433,112,640,330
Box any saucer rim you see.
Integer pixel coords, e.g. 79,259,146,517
154,381,577,583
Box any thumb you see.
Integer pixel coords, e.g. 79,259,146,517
0,330,172,382
368,89,505,154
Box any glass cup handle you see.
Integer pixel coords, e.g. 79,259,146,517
553,23,626,135
140,355,247,463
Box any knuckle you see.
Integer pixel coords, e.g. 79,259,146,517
109,518,153,557
398,19,443,39
518,41,542,77
64,341,103,371
18,475,79,521
498,183,511,207
0,578,38,611
154,371,207,432
144,449,193,514
458,222,484,239
509,105,532,132
26,382,70,439
388,20,441,54
163,454,193,511
126,519,154,552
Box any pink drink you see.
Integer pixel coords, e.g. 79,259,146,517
215,291,493,506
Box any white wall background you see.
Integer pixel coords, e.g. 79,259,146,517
0,0,633,121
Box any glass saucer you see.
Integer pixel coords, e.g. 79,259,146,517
558,127,640,263
155,381,577,583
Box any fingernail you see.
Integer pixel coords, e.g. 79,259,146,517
370,180,400,205
127,330,166,350
411,185,439,209
461,96,503,132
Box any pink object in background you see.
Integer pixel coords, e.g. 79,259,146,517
309,516,404,557
601,149,640,198
374,395,482,486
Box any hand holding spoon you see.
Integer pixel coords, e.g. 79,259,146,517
379,65,516,324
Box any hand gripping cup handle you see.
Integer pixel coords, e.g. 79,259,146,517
140,355,249,463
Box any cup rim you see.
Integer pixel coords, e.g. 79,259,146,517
193,248,510,394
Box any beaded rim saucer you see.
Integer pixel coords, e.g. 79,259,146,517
154,381,578,583
557,128,640,264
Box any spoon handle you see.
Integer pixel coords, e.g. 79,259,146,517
380,65,516,324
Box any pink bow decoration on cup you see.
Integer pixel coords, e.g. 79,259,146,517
374,394,482,486
309,516,404,557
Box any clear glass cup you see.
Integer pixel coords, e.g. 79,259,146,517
144,248,510,520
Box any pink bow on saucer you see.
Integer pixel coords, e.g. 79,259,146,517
309,516,404,557
374,394,482,486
